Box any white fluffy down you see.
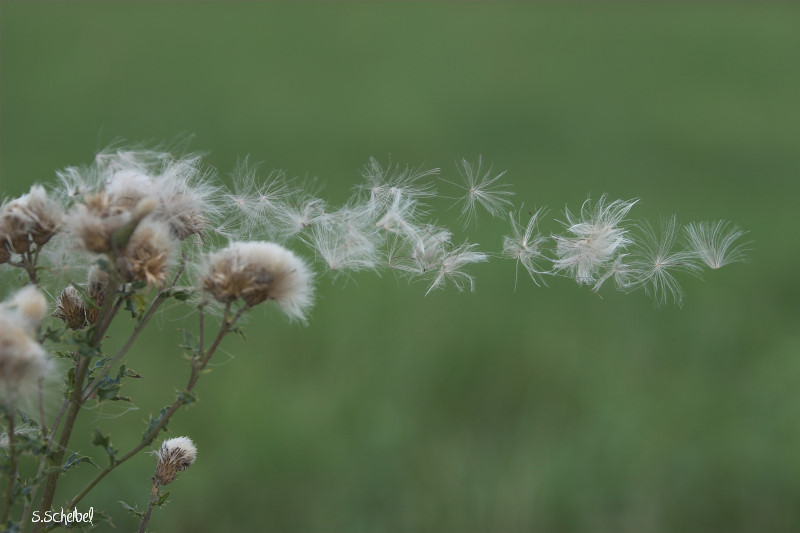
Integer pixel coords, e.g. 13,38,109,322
206,241,314,321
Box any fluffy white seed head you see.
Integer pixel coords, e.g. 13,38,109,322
9,285,49,329
201,241,314,320
153,436,197,485
115,218,178,287
0,185,64,259
0,288,50,405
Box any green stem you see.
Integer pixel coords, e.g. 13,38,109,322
136,480,159,533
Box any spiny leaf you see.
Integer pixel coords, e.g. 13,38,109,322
45,453,98,474
119,500,144,519
143,407,169,440
156,490,171,507
92,428,117,466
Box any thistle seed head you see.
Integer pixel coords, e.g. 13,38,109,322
153,436,197,485
115,219,177,287
54,285,88,330
9,285,49,328
0,185,64,257
0,288,49,405
201,241,314,320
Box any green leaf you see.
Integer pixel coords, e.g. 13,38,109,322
176,390,197,407
40,325,66,344
178,328,198,358
156,490,171,507
119,500,145,519
90,357,113,371
230,326,247,340
90,510,114,528
45,453,98,474
95,377,122,402
92,428,117,466
143,407,169,440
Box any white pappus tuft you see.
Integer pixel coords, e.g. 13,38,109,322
552,195,637,285
446,156,514,227
684,220,749,270
629,216,702,307
502,208,549,289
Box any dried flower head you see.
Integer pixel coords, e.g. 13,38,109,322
54,285,88,330
153,436,197,485
201,241,314,320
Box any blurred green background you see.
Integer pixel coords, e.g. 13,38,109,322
2,2,800,532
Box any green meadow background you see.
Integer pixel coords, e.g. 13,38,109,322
2,2,799,532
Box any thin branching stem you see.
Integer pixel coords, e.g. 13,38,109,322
60,304,245,517
34,268,123,530
82,256,188,402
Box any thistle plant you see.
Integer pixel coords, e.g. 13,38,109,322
0,146,748,532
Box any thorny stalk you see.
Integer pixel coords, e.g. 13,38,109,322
136,480,160,533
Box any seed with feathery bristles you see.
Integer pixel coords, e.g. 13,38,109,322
629,216,702,307
683,220,748,270
502,208,549,289
552,195,637,285
445,156,514,227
